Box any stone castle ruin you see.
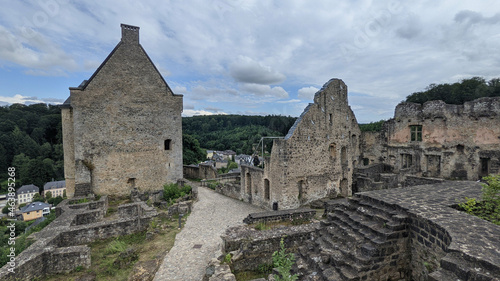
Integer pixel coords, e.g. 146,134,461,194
357,97,500,192
241,79,360,210
61,24,183,198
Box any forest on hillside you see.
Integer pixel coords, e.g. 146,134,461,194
0,106,297,191
183,115,297,157
405,77,500,104
0,104,63,193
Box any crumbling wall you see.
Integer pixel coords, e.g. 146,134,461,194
239,79,361,210
361,97,500,185
0,196,157,281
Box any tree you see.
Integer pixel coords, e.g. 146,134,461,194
183,134,207,165
45,191,52,200
32,193,44,203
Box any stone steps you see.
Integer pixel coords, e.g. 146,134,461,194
436,252,500,281
296,194,409,281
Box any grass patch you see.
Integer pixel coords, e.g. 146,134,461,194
235,270,269,281
42,209,186,281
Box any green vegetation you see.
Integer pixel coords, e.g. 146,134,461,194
359,120,385,132
254,222,270,231
0,210,57,268
69,198,90,205
0,103,64,192
459,174,500,225
163,183,192,204
44,209,185,281
272,237,298,281
405,77,500,105
183,115,296,155
183,134,207,165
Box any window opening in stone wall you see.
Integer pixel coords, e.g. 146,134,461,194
480,158,490,177
410,125,422,141
264,179,270,200
297,180,304,202
340,178,348,197
363,158,369,166
246,173,252,195
426,155,441,177
401,154,413,169
329,114,332,125
341,147,347,168
164,139,172,150
456,144,465,153
329,143,336,158
127,178,136,189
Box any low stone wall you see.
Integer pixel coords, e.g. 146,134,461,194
167,200,193,216
403,175,444,187
184,164,218,180
242,208,316,225
0,196,157,281
222,222,320,272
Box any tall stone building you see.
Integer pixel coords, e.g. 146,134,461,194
241,79,361,209
359,97,500,186
61,24,183,197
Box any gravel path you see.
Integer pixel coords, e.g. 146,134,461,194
154,185,264,281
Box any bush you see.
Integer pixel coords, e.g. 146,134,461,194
272,237,298,281
163,183,192,203
459,174,500,225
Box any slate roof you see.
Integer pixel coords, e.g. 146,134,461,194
43,180,66,191
17,184,39,195
20,202,50,213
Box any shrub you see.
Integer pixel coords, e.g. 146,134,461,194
459,174,500,225
272,237,298,281
163,183,192,203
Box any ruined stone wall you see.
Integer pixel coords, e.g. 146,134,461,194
362,97,500,182
0,196,157,281
63,24,183,197
183,164,218,180
239,79,361,210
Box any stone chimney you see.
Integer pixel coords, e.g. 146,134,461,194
121,23,140,44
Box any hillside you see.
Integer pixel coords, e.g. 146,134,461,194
0,103,64,193
183,115,297,155
405,77,500,105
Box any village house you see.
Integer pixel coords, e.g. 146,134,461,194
16,184,39,205
20,201,51,221
43,180,66,198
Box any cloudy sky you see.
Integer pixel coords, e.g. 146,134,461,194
1,0,499,123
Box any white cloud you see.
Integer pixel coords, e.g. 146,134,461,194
239,83,288,99
0,94,63,105
229,56,286,85
297,86,319,100
182,109,228,117
0,25,77,75
1,1,500,120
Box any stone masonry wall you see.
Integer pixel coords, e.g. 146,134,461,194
221,223,320,272
362,97,500,183
62,24,183,197
0,195,157,281
239,78,361,210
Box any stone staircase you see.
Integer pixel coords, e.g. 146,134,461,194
429,252,500,281
294,195,410,281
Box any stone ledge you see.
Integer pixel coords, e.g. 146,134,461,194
243,208,316,225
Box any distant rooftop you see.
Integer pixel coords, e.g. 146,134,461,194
20,202,50,213
17,184,39,195
44,180,66,191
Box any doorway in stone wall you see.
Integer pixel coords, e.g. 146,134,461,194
264,179,270,200
340,178,349,197
246,173,252,203
297,180,304,204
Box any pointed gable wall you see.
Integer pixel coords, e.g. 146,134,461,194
62,24,183,197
